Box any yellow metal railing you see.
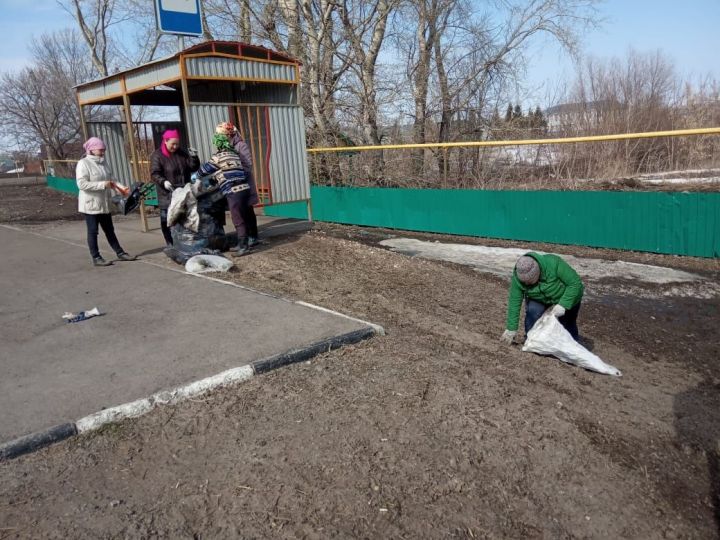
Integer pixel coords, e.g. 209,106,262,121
305,126,720,189
308,127,720,153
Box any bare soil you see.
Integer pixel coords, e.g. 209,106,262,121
0,184,81,223
1,185,720,538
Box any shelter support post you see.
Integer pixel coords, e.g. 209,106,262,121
77,97,88,141
122,92,148,232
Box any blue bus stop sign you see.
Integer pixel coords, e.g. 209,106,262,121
155,0,203,37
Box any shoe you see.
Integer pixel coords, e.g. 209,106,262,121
92,256,112,267
116,252,136,261
230,237,249,257
248,236,260,248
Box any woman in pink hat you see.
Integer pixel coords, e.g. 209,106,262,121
76,137,135,267
150,129,200,246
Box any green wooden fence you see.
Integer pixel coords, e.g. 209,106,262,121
265,186,720,258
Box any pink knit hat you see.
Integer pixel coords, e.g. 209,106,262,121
162,129,180,141
83,137,106,153
161,129,181,157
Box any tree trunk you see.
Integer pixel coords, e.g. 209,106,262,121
239,0,252,43
434,33,451,178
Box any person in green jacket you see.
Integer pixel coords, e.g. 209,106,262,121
501,253,584,344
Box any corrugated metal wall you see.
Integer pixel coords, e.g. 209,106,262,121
231,105,270,202
187,104,310,204
186,104,230,163
186,57,296,83
188,82,296,104
87,122,133,185
78,79,122,103
265,187,720,258
125,60,180,92
267,107,310,203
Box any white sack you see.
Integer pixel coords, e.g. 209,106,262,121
185,254,234,274
167,184,199,232
522,312,622,377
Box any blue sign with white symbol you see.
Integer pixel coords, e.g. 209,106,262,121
155,0,203,37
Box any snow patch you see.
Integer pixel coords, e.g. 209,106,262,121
379,238,702,284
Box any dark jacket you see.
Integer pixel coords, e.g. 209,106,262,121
230,133,258,205
505,252,584,331
150,148,200,209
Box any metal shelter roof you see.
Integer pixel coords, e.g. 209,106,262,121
75,41,301,106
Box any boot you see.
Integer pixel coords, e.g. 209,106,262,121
230,237,249,257
92,256,112,267
248,236,260,248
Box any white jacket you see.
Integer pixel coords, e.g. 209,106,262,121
76,155,125,214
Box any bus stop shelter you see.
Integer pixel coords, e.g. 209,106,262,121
74,41,311,230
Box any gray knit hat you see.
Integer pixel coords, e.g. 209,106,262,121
515,255,540,285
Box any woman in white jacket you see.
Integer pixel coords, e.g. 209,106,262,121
76,137,135,266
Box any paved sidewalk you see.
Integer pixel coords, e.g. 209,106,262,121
0,220,368,443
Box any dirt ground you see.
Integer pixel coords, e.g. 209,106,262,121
0,184,81,223
2,184,720,538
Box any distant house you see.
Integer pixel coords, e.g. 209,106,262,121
0,154,42,175
545,100,622,133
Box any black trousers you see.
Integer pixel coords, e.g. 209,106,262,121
246,206,258,238
226,190,253,238
83,213,123,259
160,208,173,245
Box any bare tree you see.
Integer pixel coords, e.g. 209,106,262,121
110,0,166,65
0,30,104,161
60,0,188,73
338,0,400,145
557,49,679,176
60,0,116,77
391,0,599,178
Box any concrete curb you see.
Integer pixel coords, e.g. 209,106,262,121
0,327,382,463
0,423,77,461
252,327,377,374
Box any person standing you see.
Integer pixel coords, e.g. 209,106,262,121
215,121,260,247
76,137,135,266
197,133,254,256
150,129,200,246
501,253,584,344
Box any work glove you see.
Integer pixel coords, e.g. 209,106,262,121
549,304,566,318
163,181,173,192
500,330,517,344
188,147,198,157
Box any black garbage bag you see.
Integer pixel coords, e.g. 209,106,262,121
123,182,155,215
164,178,231,264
